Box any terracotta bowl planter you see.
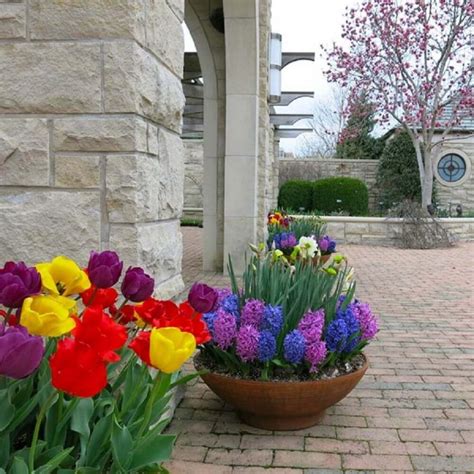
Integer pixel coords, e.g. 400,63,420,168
197,356,368,431
313,254,331,266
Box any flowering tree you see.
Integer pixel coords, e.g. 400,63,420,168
324,0,473,210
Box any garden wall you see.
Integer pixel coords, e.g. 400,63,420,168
313,216,474,245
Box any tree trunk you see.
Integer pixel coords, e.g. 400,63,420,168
421,149,434,210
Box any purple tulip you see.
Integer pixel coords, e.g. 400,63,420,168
87,251,123,288
0,262,42,309
0,324,44,379
121,267,154,302
188,283,218,313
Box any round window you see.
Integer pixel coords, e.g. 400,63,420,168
437,153,467,183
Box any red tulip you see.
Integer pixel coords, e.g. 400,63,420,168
50,339,107,398
73,307,127,362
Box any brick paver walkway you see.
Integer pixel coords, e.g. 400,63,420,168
166,227,474,473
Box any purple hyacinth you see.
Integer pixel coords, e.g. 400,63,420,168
283,329,306,364
221,294,240,319
0,262,41,309
318,235,337,255
236,325,259,362
305,340,328,373
350,300,379,340
261,305,283,337
258,330,277,362
298,309,325,343
241,299,265,328
213,309,237,350
273,232,297,250
216,288,232,304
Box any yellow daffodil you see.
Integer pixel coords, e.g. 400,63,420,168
36,256,90,296
20,294,77,337
149,327,196,374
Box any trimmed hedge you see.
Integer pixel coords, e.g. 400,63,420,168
312,177,369,216
278,180,314,211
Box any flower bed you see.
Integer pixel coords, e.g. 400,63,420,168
0,252,210,472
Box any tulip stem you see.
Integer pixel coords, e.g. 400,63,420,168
29,391,57,472
137,371,171,438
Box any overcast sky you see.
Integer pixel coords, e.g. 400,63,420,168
184,0,355,151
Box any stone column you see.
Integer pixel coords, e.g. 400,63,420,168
222,0,260,273
186,0,227,272
0,0,185,298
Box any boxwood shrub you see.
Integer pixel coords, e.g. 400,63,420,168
312,177,369,216
278,180,314,211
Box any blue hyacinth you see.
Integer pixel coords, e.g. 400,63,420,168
326,305,361,353
221,294,240,319
261,304,283,336
283,329,306,364
203,311,217,337
258,330,277,362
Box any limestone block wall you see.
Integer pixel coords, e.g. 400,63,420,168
315,216,474,245
434,137,474,212
183,139,204,217
279,158,379,209
257,0,274,242
0,0,186,298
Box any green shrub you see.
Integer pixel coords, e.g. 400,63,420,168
278,180,314,211
312,177,369,216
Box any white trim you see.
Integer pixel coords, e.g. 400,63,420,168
434,148,471,187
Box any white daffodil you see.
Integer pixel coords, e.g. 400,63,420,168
298,236,318,259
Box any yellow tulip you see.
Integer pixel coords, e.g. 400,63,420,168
36,256,90,296
21,294,77,337
149,327,196,374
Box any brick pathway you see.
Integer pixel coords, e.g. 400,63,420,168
166,227,474,473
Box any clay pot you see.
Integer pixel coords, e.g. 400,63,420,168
313,254,331,266
198,356,368,431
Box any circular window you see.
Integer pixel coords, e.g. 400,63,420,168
437,153,467,183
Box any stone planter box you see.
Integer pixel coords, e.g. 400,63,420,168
294,216,474,246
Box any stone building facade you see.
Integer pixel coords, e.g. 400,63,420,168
0,0,277,293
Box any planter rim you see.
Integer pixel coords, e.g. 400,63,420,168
195,353,368,387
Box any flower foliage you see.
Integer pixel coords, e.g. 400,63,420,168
198,247,379,380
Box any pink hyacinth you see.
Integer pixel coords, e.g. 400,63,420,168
298,309,325,343
350,301,379,340
235,325,259,362
305,340,328,373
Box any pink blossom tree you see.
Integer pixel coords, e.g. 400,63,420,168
324,0,473,210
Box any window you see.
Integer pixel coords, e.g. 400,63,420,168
437,153,467,184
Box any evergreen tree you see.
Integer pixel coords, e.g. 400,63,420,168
376,131,422,208
335,93,383,160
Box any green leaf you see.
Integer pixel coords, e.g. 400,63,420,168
71,398,94,459
10,457,28,474
130,434,175,470
0,389,15,431
169,371,204,389
111,418,133,471
83,413,113,467
0,434,9,469
34,447,74,474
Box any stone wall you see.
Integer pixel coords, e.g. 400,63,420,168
313,216,474,245
434,136,474,213
0,0,185,298
183,138,203,218
279,158,380,209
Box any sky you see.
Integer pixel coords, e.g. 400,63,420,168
183,0,355,152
